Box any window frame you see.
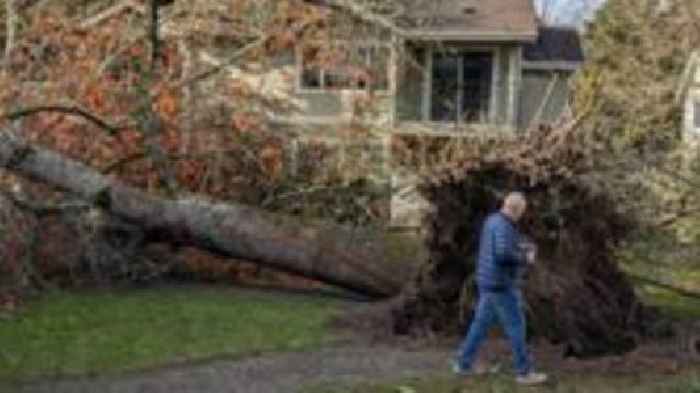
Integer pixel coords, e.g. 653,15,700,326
421,45,500,125
295,40,395,95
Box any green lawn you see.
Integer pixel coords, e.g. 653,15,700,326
304,370,700,393
0,285,341,382
640,286,700,321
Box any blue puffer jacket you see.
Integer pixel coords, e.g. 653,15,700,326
475,212,525,291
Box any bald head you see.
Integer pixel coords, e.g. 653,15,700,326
501,192,527,221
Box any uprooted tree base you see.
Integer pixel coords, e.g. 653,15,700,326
387,126,672,358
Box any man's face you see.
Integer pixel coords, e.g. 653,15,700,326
511,201,527,221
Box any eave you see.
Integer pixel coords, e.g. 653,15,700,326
403,30,538,43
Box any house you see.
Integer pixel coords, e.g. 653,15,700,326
266,0,584,134
216,0,585,227
49,0,585,139
678,51,700,140
73,0,585,228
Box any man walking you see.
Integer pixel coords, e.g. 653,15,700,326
452,192,548,385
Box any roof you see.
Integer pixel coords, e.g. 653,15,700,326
522,26,584,70
398,0,538,42
307,0,539,42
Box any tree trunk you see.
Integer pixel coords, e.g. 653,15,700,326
0,131,402,298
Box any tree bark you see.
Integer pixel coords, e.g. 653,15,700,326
4,0,16,69
0,130,403,298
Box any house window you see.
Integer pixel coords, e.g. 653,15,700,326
299,44,390,92
695,101,700,129
431,51,493,123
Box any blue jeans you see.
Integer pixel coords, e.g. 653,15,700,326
455,288,532,376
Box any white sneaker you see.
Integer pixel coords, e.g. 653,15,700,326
451,361,473,376
516,372,548,385
451,360,492,376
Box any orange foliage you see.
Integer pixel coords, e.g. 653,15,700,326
231,111,260,133
0,1,339,289
259,142,284,179
154,89,179,120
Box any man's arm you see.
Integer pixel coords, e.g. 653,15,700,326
492,220,524,266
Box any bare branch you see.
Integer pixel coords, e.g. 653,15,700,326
308,0,406,36
79,0,141,29
0,188,91,216
176,32,275,88
5,106,125,134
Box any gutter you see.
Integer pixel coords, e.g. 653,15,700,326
522,61,582,71
402,30,538,43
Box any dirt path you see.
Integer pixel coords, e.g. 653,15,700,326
9,337,697,393
9,345,451,393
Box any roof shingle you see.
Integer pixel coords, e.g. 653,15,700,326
307,0,539,42
398,0,538,41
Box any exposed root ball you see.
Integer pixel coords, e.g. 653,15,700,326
390,127,668,357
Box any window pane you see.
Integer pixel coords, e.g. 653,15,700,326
301,47,322,89
695,101,700,128
354,46,389,91
302,67,322,88
325,69,353,89
431,53,459,122
462,52,493,123
396,46,426,122
300,44,390,91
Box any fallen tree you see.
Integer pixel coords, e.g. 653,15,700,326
0,125,670,357
0,130,403,298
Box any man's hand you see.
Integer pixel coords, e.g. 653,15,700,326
525,248,536,265
520,241,537,265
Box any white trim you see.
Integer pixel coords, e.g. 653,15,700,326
404,30,537,43
394,121,516,137
676,51,700,104
684,92,700,138
422,47,432,121
421,44,499,125
270,113,392,128
507,46,522,128
681,54,700,139
490,47,502,124
389,36,400,128
270,114,354,126
522,61,581,71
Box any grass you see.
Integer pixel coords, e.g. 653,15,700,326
303,369,700,393
0,285,341,382
639,286,700,321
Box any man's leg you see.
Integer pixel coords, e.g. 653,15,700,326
493,289,532,376
455,291,496,372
